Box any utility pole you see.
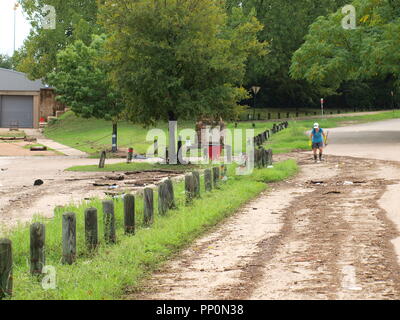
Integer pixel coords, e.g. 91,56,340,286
13,2,19,53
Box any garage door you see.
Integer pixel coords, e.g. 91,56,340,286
0,95,34,128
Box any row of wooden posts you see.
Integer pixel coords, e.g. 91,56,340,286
0,165,230,299
253,121,289,147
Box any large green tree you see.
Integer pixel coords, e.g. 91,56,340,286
17,0,100,80
47,35,124,152
290,0,400,107
99,0,265,125
226,0,348,108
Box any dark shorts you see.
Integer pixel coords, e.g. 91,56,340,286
312,142,324,149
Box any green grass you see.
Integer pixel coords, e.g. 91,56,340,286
45,110,400,157
44,112,276,156
4,160,298,300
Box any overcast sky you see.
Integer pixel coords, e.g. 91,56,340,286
0,0,32,56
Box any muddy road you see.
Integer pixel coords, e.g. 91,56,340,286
130,119,400,300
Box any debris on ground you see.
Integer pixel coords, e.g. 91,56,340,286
34,179,44,186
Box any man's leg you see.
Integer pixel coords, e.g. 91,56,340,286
319,147,323,161
313,147,318,162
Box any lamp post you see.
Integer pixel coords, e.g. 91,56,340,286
13,3,19,53
391,91,395,110
251,86,261,121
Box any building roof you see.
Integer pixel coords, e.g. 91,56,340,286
0,68,46,91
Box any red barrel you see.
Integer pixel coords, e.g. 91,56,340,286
208,144,222,160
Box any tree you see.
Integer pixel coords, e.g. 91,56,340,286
47,35,124,152
16,0,100,80
290,0,400,107
0,55,13,69
226,0,348,108
99,0,265,162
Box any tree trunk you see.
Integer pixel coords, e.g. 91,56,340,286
168,111,177,164
112,122,118,153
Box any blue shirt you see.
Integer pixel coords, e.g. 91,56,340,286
312,128,324,143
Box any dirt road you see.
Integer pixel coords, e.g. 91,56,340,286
0,157,178,231
130,119,400,300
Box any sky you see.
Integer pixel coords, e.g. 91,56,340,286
0,0,32,56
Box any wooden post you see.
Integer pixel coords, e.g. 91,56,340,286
158,182,169,216
99,151,106,168
144,188,154,226
103,200,116,244
62,212,76,265
185,174,195,204
84,208,98,249
204,168,212,192
124,194,135,234
30,223,45,275
268,149,273,166
192,171,200,198
0,239,12,299
165,178,176,209
213,167,220,188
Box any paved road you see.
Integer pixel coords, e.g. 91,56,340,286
324,118,400,161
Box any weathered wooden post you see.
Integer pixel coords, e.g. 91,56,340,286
165,178,176,209
158,182,169,216
185,174,195,204
192,171,201,198
30,222,45,275
99,151,106,168
103,200,116,244
204,168,212,192
62,212,76,265
268,149,273,166
123,194,135,235
144,188,154,226
0,239,12,299
154,138,158,156
84,208,98,249
213,167,220,188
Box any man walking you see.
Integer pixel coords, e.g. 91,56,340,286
310,123,327,163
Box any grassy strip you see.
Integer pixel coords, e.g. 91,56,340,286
5,160,297,300
44,112,274,156
265,110,400,154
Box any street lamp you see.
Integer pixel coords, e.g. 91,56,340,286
251,86,261,121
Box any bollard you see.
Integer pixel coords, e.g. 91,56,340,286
144,188,154,226
158,182,169,216
85,208,98,250
185,174,195,204
30,222,46,274
62,212,76,265
213,167,220,188
99,151,106,168
127,148,133,163
103,200,116,244
165,178,176,209
124,194,135,234
204,169,212,192
192,171,201,198
0,239,12,299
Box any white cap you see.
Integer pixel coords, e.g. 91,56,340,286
313,123,319,128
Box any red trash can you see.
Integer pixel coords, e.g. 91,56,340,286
208,144,222,160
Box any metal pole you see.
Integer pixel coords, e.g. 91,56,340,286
253,93,256,121
14,8,16,53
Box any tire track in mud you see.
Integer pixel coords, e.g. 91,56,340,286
129,153,400,300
